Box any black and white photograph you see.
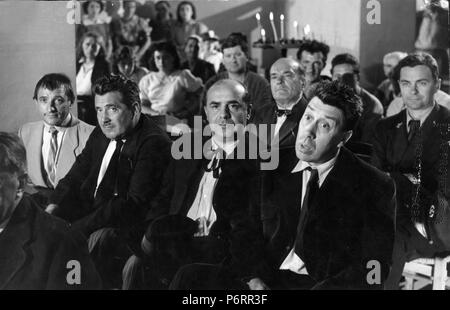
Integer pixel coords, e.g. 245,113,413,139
0,0,449,296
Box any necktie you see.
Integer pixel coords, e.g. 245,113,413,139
96,140,124,198
46,126,58,188
204,148,225,179
408,119,421,142
294,167,319,258
276,108,292,117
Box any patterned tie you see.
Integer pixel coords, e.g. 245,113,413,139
408,119,421,142
46,126,58,188
294,167,319,258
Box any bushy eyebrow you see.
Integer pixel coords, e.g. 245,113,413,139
306,105,339,123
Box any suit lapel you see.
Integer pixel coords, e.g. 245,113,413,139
172,159,204,216
56,118,80,182
0,198,33,289
27,122,47,186
277,96,307,148
389,111,410,166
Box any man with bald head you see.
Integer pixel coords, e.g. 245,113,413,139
123,79,264,289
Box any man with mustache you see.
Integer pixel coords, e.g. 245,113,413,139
123,79,264,289
254,80,396,289
372,52,450,289
19,73,94,205
45,75,171,288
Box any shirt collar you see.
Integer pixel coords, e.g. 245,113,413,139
211,136,238,157
406,102,435,127
276,93,304,111
43,113,72,132
291,148,340,180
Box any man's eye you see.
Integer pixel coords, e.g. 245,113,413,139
320,122,330,129
419,81,428,87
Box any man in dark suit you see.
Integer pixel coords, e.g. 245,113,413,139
46,75,172,288
0,132,100,289
252,57,308,173
123,79,264,289
372,52,450,289
252,80,396,289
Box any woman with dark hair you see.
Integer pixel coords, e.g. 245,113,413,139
76,31,110,125
149,0,174,43
112,45,149,85
172,1,208,57
77,0,113,60
138,41,203,130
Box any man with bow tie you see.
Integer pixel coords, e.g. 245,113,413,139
122,79,264,289
253,80,396,289
45,75,172,288
19,74,94,205
372,53,450,289
252,57,309,174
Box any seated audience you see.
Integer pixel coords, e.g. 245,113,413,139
254,81,396,289
205,36,272,114
150,1,174,43
19,74,94,205
372,52,450,289
296,40,331,100
0,132,101,289
77,0,113,61
112,45,149,85
45,75,172,288
172,1,209,59
110,0,152,64
128,79,264,290
139,41,203,128
199,32,223,73
375,51,407,111
76,31,110,126
181,35,216,84
331,53,384,144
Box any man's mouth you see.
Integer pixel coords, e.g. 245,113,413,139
298,137,315,153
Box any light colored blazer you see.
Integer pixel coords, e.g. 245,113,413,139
18,116,95,188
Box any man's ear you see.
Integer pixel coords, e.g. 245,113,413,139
338,130,352,148
435,78,442,93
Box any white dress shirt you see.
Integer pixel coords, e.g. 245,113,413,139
76,62,94,96
279,149,340,274
186,137,238,236
94,139,125,197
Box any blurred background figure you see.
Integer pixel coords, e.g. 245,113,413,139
76,31,110,126
181,35,216,84
112,45,149,85
199,31,223,73
172,1,209,60
138,41,203,131
110,0,152,64
150,0,174,43
375,51,408,112
77,0,113,61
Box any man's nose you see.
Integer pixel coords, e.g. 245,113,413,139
411,84,419,94
219,106,231,120
302,122,317,138
49,101,57,112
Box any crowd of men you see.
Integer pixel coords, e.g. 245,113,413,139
1,24,450,289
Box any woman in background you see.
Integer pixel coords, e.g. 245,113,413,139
172,1,208,59
139,41,203,131
76,31,110,126
112,45,149,85
150,1,174,43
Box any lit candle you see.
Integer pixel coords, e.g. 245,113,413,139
293,21,299,40
269,12,279,43
256,12,261,30
303,24,311,40
261,28,266,43
280,14,284,40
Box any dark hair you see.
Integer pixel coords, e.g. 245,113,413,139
148,41,181,71
176,1,196,23
93,75,141,109
331,53,360,75
155,0,172,19
221,35,248,57
312,80,363,131
0,132,27,179
393,52,440,83
76,31,106,62
82,0,104,15
33,73,75,103
297,40,330,64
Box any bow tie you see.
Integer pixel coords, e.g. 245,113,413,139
276,108,292,117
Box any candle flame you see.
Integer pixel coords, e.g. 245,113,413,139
304,24,311,35
269,12,274,20
280,14,284,20
261,29,266,36
293,21,298,27
256,13,260,20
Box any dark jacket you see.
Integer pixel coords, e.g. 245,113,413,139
0,195,101,289
49,115,171,238
260,147,396,289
